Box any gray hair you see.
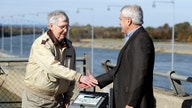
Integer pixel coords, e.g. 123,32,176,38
120,4,143,25
48,10,69,25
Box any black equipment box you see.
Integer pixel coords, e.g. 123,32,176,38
69,91,109,108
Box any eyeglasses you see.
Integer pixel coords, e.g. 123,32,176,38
55,25,71,31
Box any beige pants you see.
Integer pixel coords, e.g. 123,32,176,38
22,90,64,108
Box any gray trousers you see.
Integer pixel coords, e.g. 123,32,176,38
22,90,64,108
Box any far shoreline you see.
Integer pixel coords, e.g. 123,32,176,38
73,39,192,55
0,39,192,58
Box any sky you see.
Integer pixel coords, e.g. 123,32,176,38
0,0,192,28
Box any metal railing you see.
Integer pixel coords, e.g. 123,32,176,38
0,54,90,74
101,59,192,97
0,54,90,107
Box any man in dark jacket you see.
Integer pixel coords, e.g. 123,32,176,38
79,4,156,108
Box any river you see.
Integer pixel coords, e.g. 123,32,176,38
0,34,192,94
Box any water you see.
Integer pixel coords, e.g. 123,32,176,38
1,35,192,94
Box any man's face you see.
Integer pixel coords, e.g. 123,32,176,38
119,14,130,34
50,17,69,42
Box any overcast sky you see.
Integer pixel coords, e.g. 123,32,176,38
0,0,191,27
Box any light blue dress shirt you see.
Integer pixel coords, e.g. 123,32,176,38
125,26,141,43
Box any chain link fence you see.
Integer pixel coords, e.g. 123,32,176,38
0,62,26,108
0,54,90,108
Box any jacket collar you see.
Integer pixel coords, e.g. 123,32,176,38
47,30,71,48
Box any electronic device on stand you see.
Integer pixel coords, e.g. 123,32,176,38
69,91,109,108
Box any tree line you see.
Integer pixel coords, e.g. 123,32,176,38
1,21,192,42
0,25,44,36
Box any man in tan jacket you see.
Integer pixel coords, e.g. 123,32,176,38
22,10,97,108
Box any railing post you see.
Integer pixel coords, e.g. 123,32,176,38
0,66,8,75
101,60,111,73
101,60,114,108
83,53,90,75
167,71,187,96
82,54,95,92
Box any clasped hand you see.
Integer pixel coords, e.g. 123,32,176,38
78,70,98,88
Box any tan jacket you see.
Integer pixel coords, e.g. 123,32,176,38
24,31,81,101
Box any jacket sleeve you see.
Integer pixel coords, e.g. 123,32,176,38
96,66,117,88
30,40,81,82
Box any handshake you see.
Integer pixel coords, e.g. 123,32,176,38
78,70,98,89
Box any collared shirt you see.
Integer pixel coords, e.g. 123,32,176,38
47,30,68,48
125,26,141,43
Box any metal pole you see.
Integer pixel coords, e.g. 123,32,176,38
107,5,123,41
107,5,122,11
1,23,4,50
33,22,36,41
152,0,175,71
20,21,23,56
171,2,175,71
10,17,13,53
91,10,94,75
77,8,94,74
